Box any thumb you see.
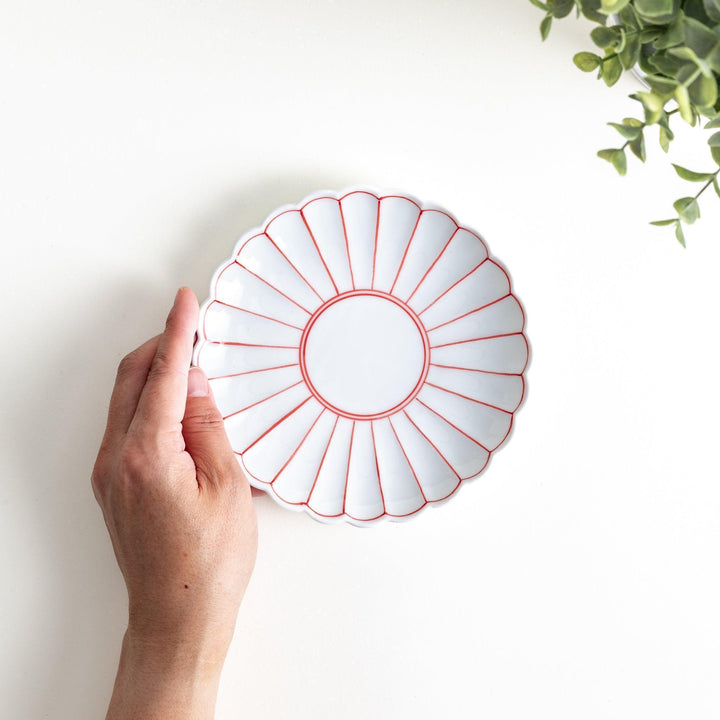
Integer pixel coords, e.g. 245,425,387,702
182,367,238,487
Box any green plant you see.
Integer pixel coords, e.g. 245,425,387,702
531,0,720,245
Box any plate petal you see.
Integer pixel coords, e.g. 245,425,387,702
392,210,458,300
402,400,491,482
343,421,385,521
372,195,422,292
272,410,338,504
371,419,426,517
416,384,512,452
340,191,380,290
417,260,510,329
265,211,337,300
301,197,353,293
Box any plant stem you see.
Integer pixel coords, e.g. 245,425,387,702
694,170,720,201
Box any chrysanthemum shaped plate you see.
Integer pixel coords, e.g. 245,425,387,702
194,189,529,526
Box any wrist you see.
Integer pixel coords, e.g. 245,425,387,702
106,628,227,720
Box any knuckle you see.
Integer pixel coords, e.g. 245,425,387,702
90,462,107,497
116,351,141,379
147,347,185,382
186,404,224,429
117,444,149,482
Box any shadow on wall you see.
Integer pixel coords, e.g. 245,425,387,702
7,172,351,719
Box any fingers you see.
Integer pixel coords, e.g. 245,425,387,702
130,287,199,437
182,367,244,489
103,335,162,445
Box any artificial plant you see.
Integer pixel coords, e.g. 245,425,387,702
531,0,720,245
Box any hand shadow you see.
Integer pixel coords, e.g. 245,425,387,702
5,172,350,718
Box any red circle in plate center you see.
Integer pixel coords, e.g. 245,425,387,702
299,290,430,421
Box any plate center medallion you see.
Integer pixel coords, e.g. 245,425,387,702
300,290,430,420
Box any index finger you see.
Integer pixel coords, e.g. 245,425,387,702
129,287,199,435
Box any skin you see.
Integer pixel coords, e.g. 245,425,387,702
91,287,257,720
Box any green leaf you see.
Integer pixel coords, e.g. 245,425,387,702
551,0,575,18
712,146,720,165
675,84,694,124
644,74,678,97
639,28,663,43
618,5,640,27
608,121,643,139
578,0,607,23
714,177,720,197
600,0,632,14
688,73,718,107
650,219,677,226
622,117,643,127
653,14,685,49
635,91,665,123
573,51,602,71
540,14,552,40
675,221,686,247
635,0,676,22
603,55,623,86
703,0,720,23
669,46,714,77
591,25,619,48
598,148,627,175
629,133,646,161
673,197,700,224
705,114,720,129
659,125,672,152
647,53,685,76
683,16,720,59
619,33,641,70
612,149,627,175
615,27,627,53
708,131,720,146
529,0,550,10
672,164,715,181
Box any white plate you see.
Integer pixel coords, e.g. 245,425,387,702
194,188,529,525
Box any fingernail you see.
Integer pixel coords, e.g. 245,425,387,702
187,366,209,397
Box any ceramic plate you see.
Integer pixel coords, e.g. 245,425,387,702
194,189,529,525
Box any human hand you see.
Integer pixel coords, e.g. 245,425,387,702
92,287,257,720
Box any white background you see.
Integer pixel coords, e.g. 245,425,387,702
1,1,719,718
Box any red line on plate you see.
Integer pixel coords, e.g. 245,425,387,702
338,200,356,290
416,258,489,316
401,409,461,481
208,300,305,330
222,380,306,420
404,227,459,304
239,395,313,454
369,420,386,514
424,294,511,332
423,381,513,415
299,209,340,295
297,289,430,421
430,331,521,349
414,398,491,453
263,232,325,302
234,261,313,315
429,362,522,378
370,197,381,290
388,210,423,295
387,415,428,503
271,408,326,484
341,421,356,515
206,340,299,349
306,414,340,505
207,363,298,381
